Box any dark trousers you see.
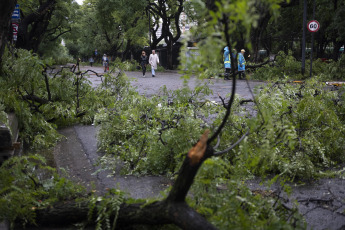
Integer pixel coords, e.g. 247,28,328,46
238,71,246,79
225,68,231,79
141,64,146,76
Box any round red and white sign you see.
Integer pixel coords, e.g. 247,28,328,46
12,23,19,35
307,20,320,32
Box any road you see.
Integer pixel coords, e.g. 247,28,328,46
79,65,264,102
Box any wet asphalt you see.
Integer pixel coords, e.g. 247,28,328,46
51,66,345,230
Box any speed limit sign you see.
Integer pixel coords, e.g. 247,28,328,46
307,20,320,32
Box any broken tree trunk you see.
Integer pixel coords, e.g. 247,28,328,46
31,131,217,230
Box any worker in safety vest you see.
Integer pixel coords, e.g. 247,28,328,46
223,46,231,80
238,49,246,79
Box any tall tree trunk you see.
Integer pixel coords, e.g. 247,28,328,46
148,0,183,70
332,41,343,61
121,39,132,62
165,36,174,69
16,0,56,52
250,5,270,63
0,0,16,65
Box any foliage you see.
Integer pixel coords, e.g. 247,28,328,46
190,158,306,229
0,103,8,128
95,64,345,181
323,55,345,80
88,189,125,230
252,51,303,80
0,155,86,228
179,0,284,79
258,0,345,61
1,48,61,149
38,43,74,65
96,80,218,175
231,78,345,179
252,51,345,81
0,48,102,150
2,0,345,229
64,0,149,59
16,0,76,54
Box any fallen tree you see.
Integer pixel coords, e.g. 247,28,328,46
29,69,238,230
25,14,243,227
1,1,308,229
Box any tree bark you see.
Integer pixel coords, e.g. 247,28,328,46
28,139,218,230
16,0,56,52
148,0,183,69
31,148,218,230
0,0,16,65
33,199,217,230
250,2,271,63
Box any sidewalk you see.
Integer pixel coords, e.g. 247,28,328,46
53,125,171,199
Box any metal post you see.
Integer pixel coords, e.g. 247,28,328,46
148,10,151,47
309,0,316,78
301,0,307,76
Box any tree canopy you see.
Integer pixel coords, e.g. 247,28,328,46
1,0,344,64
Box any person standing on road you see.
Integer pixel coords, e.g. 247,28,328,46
89,56,94,67
238,49,246,79
223,46,231,80
140,51,148,77
102,54,109,72
232,49,237,58
149,50,159,77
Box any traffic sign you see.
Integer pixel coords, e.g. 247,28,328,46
307,20,320,32
11,4,20,19
12,23,19,41
12,23,18,35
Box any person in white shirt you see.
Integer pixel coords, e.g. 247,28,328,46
102,54,109,72
149,50,159,77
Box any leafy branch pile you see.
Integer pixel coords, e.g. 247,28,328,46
0,48,129,227
231,78,345,179
191,162,305,229
0,155,86,228
96,75,345,180
252,50,345,81
96,83,224,175
0,48,104,150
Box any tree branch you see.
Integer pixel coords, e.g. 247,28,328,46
214,130,249,156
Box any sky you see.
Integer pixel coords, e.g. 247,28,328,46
75,0,84,5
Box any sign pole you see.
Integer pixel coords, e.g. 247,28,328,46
11,4,20,43
301,0,307,76
307,19,320,78
309,0,316,78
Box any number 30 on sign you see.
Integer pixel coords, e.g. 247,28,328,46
307,20,320,32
